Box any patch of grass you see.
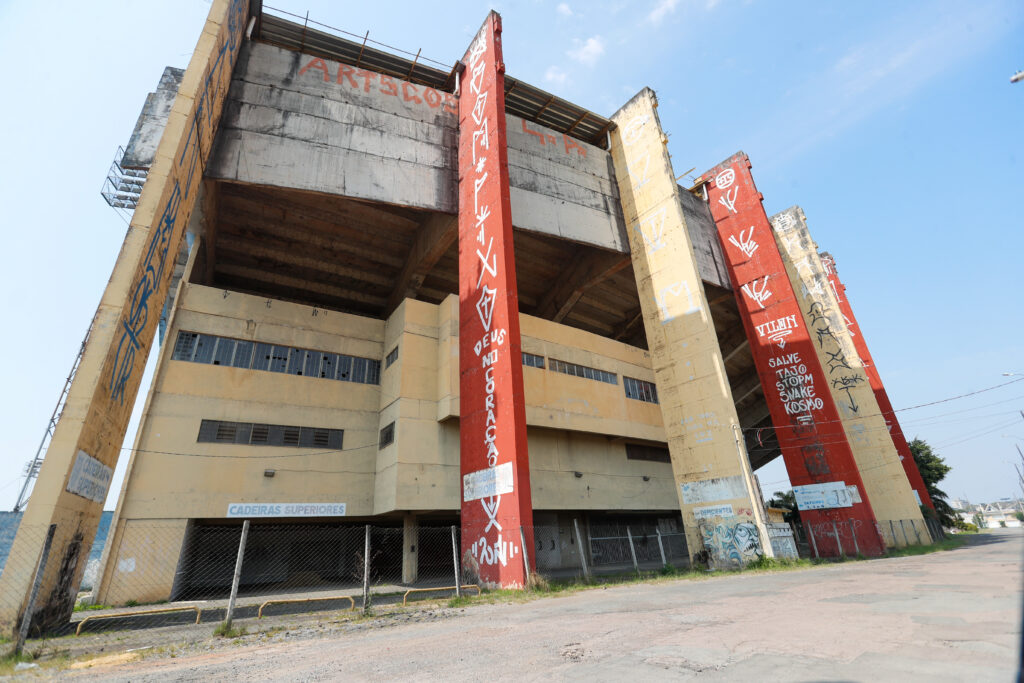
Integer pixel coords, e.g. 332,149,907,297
212,623,247,638
124,600,138,608
0,650,37,676
885,535,967,557
73,603,111,613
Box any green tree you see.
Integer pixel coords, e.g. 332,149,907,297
909,438,958,528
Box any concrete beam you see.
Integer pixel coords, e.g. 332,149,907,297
386,213,457,313
534,251,631,322
217,263,388,308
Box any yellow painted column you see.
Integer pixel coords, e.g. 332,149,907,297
0,0,251,633
610,89,772,567
770,207,928,546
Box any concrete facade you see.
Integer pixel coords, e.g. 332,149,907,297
2,5,935,629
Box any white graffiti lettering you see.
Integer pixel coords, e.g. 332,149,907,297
741,276,772,309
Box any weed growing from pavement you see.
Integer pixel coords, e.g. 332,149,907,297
213,623,247,638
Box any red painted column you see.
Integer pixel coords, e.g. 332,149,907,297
701,153,886,556
457,11,534,587
819,253,934,509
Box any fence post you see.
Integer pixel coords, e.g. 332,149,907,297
807,524,819,559
626,526,639,575
889,520,898,548
224,519,250,631
14,524,56,654
655,528,667,567
574,518,591,580
899,520,911,547
832,521,844,557
848,519,860,556
362,525,371,613
519,526,532,587
912,520,923,545
450,525,461,598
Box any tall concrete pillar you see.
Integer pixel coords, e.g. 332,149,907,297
402,513,418,584
610,91,772,568
457,12,534,588
769,207,928,546
702,153,886,557
819,252,934,510
0,0,250,634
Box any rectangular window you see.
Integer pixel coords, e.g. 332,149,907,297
522,352,545,368
336,355,353,382
282,426,301,446
626,444,671,463
172,332,198,361
550,358,617,385
212,338,235,366
251,423,270,444
269,346,290,373
385,346,399,369
304,351,324,379
350,357,368,384
251,343,273,371
379,422,395,448
624,377,659,404
319,352,338,379
198,420,341,449
231,340,254,369
193,334,217,364
286,348,306,376
365,359,381,385
172,331,381,386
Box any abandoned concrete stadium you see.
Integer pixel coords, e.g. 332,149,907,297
0,1,941,633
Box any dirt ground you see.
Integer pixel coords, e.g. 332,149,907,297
14,529,1023,681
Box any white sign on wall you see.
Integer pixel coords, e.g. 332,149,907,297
66,450,113,504
793,482,853,510
463,462,514,503
226,503,347,518
693,504,735,520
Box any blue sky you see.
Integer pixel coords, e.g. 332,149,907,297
0,0,1020,510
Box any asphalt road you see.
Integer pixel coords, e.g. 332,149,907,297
65,529,1022,682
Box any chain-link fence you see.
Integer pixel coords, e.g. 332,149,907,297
798,516,945,559
0,512,949,658
0,520,470,657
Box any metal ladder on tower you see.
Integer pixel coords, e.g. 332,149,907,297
13,321,94,512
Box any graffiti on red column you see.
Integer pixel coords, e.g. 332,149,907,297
819,254,934,509
457,12,534,587
702,152,885,556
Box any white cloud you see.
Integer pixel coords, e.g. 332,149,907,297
557,3,573,17
567,36,605,66
648,0,680,23
545,66,568,86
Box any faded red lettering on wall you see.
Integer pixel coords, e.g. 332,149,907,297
299,56,457,114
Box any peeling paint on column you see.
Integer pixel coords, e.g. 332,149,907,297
610,92,772,569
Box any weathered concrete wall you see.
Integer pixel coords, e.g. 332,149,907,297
207,42,627,252
609,89,771,568
679,188,730,290
508,115,627,251
121,67,184,169
770,207,928,546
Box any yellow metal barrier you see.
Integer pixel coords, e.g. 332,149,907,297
258,594,356,619
402,585,480,606
75,605,202,636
